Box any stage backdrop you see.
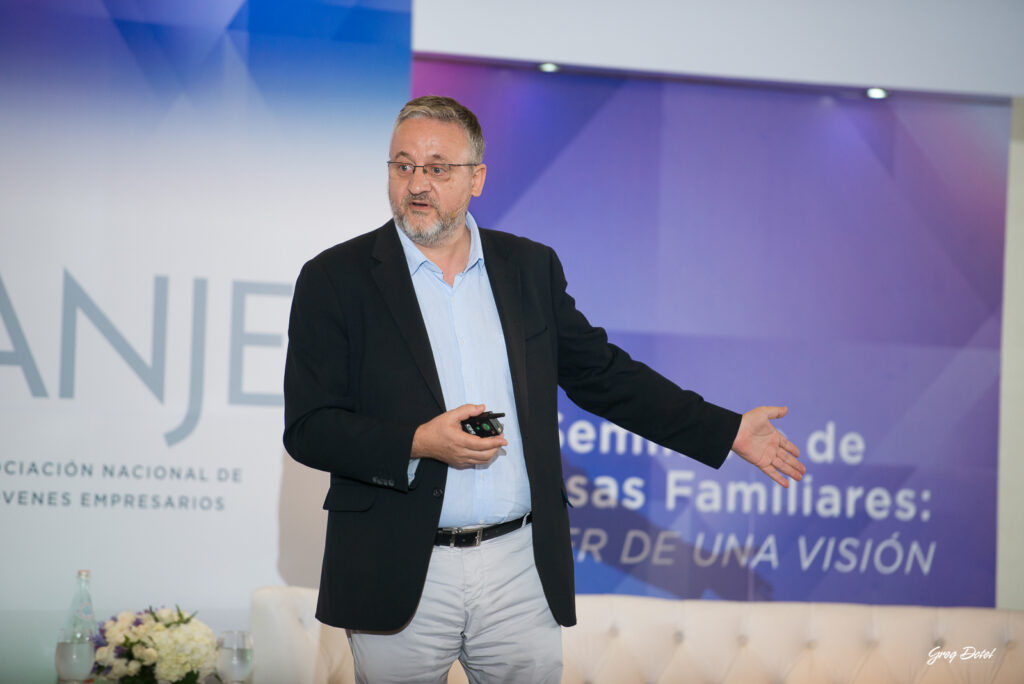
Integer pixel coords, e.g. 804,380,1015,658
413,58,1010,606
0,0,410,680
0,7,1011,680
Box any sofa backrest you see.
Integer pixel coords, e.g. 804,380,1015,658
250,587,1024,683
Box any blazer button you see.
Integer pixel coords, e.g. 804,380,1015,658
432,488,444,498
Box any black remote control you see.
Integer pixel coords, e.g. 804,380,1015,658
460,412,505,437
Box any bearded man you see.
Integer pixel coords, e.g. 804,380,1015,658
283,95,804,683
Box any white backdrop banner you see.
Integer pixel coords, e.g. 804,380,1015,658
0,1,411,680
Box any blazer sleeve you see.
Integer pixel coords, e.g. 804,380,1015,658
548,247,742,469
282,257,417,491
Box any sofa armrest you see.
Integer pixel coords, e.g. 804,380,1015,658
250,586,327,684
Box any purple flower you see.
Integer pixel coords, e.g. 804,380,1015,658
92,631,107,648
132,616,143,627
114,645,127,659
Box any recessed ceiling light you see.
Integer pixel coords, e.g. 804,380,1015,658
538,62,560,73
866,87,889,100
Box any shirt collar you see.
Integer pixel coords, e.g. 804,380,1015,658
394,211,484,277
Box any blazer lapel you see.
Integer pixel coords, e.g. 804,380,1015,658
370,223,446,412
481,230,529,435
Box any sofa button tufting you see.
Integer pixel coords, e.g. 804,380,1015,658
433,488,444,497
608,626,619,637
806,640,817,649
737,634,748,646
934,639,944,648
674,630,684,643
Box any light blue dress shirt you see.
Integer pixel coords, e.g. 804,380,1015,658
396,212,532,528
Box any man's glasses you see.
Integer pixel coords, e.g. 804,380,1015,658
387,161,478,181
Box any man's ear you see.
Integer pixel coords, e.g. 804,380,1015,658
471,163,487,197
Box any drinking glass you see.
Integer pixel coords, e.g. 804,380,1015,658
55,627,94,684
217,630,254,684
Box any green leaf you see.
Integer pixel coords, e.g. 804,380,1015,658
179,670,201,684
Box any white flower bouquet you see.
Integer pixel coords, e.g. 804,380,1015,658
93,606,218,684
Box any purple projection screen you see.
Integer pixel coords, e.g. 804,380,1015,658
413,59,1010,606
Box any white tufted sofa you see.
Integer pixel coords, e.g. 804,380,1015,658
249,586,1024,683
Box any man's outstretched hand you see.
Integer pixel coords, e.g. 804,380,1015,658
732,406,805,487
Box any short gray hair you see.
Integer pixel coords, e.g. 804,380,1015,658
394,95,485,163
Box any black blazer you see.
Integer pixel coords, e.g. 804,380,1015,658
283,221,741,631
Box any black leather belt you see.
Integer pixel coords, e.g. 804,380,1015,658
434,512,533,548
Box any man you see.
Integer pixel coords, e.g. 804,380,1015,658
283,95,804,683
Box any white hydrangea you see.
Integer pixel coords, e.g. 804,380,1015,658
150,619,217,682
94,606,218,683
107,658,130,679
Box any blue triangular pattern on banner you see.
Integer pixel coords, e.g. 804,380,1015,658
108,19,184,98
843,102,897,173
238,0,351,39
99,0,148,24
334,6,410,45
101,0,246,31
842,102,1004,314
225,24,249,62
228,1,249,31
109,19,227,98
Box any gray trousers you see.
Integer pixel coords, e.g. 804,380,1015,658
348,524,563,683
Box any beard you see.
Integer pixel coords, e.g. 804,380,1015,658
391,192,467,248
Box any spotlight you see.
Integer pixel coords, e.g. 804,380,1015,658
538,62,560,73
866,87,889,100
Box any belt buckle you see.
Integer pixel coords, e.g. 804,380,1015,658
443,525,487,548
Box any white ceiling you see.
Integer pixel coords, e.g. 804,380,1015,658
413,0,1024,98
